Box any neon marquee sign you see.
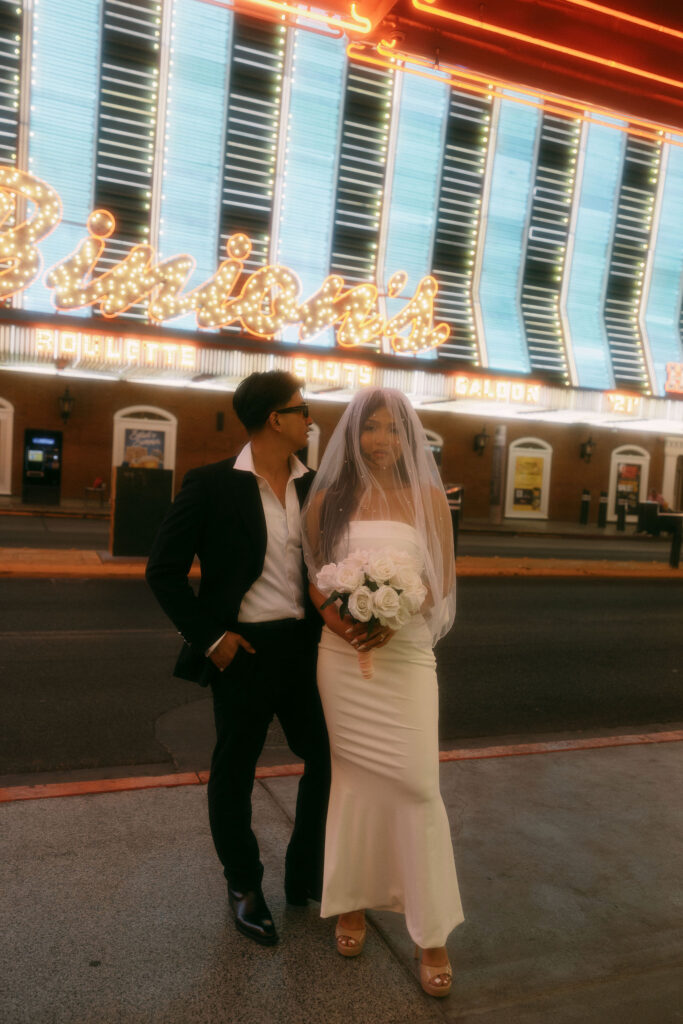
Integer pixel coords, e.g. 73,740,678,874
453,374,541,404
605,392,642,415
0,166,450,355
34,328,197,372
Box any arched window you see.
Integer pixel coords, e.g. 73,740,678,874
112,406,178,482
505,437,553,519
662,437,683,511
300,422,321,470
424,429,444,470
0,398,14,495
607,444,650,522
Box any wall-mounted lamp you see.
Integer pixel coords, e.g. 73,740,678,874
58,386,75,425
473,426,490,455
580,436,595,463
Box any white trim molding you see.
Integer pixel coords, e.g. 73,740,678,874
607,443,650,522
0,397,15,494
112,405,178,485
504,435,552,520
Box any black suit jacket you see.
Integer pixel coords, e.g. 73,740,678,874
145,456,319,685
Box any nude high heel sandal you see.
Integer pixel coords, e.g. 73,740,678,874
335,918,367,957
414,944,453,997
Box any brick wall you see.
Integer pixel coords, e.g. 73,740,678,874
0,371,667,522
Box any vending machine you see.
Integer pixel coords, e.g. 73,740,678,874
22,429,63,505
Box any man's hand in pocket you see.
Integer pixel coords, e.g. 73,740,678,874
209,631,256,671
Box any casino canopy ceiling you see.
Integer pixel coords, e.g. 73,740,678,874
222,0,683,134
0,0,681,401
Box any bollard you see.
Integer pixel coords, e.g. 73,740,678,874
579,488,591,525
597,491,608,528
616,498,627,531
670,518,682,570
636,501,647,533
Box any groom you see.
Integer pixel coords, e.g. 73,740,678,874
146,371,329,946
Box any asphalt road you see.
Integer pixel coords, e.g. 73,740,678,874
0,513,675,562
0,514,110,549
1,578,681,780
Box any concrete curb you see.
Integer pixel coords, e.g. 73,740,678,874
2,730,681,804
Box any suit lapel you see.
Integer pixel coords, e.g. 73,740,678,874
295,470,314,509
222,463,267,560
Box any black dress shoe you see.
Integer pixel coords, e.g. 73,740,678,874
227,886,278,946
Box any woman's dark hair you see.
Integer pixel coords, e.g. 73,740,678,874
232,370,303,433
319,389,416,562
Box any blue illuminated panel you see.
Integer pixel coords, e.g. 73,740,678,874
645,139,683,395
478,98,539,373
24,0,101,313
158,0,232,331
565,122,624,390
382,73,449,359
276,29,346,345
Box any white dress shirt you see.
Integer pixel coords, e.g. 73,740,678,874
206,444,308,656
235,442,308,623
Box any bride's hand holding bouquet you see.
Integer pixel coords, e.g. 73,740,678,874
315,548,427,679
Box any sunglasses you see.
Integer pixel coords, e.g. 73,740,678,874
275,403,309,418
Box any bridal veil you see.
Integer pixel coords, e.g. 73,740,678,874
302,388,456,645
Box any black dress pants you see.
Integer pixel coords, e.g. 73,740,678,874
207,618,330,895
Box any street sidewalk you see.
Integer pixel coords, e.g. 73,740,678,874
2,731,682,1024
1,543,681,579
3,497,681,578
2,504,681,1020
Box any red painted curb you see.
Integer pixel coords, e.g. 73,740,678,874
1,731,681,804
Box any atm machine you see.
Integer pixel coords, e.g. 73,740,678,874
22,429,63,505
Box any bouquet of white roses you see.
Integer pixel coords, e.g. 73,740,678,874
316,547,427,679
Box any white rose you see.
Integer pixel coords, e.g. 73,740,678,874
389,566,423,594
382,604,412,632
346,549,370,570
347,586,374,622
366,550,397,585
316,563,338,595
373,584,400,625
335,561,366,594
399,587,425,616
391,549,418,570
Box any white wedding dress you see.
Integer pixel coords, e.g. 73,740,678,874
317,520,463,948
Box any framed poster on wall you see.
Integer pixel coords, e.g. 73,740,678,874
123,427,166,469
614,462,641,515
504,438,552,519
511,455,544,512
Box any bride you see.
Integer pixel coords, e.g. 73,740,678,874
302,387,463,998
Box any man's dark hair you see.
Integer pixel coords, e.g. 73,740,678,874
232,370,303,433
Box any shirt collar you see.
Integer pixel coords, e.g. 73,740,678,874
234,442,308,480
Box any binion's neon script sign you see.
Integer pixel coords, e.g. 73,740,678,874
0,166,450,354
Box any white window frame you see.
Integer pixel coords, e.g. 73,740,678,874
0,398,14,495
112,405,178,487
424,428,444,469
607,444,650,522
304,422,321,470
